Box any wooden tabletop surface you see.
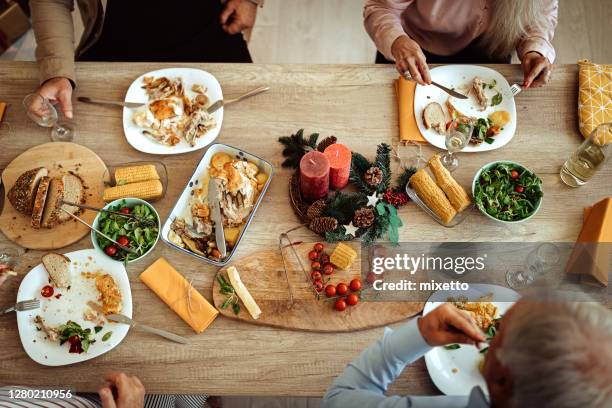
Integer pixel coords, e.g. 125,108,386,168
0,62,609,396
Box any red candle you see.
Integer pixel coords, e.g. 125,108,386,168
324,144,352,190
300,151,330,201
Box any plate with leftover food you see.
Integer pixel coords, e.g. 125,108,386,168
123,68,223,155
423,284,519,396
162,143,273,266
16,249,132,366
414,65,517,152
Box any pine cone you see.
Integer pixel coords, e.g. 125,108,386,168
353,207,375,228
306,199,327,220
317,136,337,152
364,166,383,186
309,216,338,235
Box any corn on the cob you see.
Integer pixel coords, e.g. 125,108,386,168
103,179,163,201
115,164,159,185
330,243,358,270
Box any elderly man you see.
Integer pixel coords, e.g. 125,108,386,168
323,297,612,408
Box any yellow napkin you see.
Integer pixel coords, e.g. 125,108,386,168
0,102,6,123
140,257,219,333
566,197,612,287
395,77,427,143
578,60,612,138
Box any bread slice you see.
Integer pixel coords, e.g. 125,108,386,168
41,177,64,229
31,176,51,229
7,167,49,215
42,253,71,288
422,102,446,133
58,174,85,223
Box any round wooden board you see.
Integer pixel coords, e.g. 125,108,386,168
0,142,107,250
212,242,424,332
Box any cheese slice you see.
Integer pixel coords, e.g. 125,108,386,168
226,266,261,320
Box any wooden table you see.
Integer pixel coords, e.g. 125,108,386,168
0,62,608,396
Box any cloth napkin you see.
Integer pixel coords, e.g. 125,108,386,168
578,60,612,138
565,197,612,287
0,102,6,123
395,77,427,143
140,257,219,333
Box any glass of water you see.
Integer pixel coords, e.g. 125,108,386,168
506,243,560,289
560,123,610,187
23,93,74,142
441,121,472,172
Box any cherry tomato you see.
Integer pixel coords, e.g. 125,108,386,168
511,170,519,179
117,235,129,247
349,278,362,292
321,254,330,264
313,279,324,292
41,285,54,298
366,272,378,284
308,250,319,261
514,185,524,193
334,298,347,312
346,293,359,306
120,207,131,214
323,263,334,275
68,335,80,345
336,282,349,296
314,243,324,252
325,284,336,297
311,270,322,281
311,261,321,271
104,245,118,256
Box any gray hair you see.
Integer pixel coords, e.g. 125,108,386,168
496,299,612,408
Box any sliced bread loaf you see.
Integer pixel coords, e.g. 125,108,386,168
41,177,64,229
42,253,71,288
31,176,51,229
7,167,49,215
58,174,85,223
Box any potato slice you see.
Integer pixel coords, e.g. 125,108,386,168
255,173,268,186
224,226,242,247
211,153,232,170
488,110,511,127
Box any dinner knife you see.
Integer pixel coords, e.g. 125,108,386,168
107,313,189,345
207,86,270,114
208,178,227,258
402,73,468,99
77,97,145,109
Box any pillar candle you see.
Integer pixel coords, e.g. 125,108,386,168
299,151,330,202
323,144,352,190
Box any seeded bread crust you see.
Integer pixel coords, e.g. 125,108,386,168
7,167,48,215
31,176,51,229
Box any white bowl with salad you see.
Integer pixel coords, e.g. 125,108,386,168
91,198,160,263
472,161,543,223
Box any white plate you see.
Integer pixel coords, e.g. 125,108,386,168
16,249,132,366
122,68,224,155
423,284,520,396
414,65,517,152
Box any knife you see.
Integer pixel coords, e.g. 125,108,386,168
402,73,468,99
77,97,145,109
208,178,227,258
107,313,189,344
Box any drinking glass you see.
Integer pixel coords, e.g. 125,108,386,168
560,123,611,187
506,243,560,289
441,122,473,172
23,93,74,142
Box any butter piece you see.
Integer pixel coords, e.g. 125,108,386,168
226,266,261,320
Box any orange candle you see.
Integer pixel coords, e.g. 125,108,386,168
300,151,330,201
324,144,352,190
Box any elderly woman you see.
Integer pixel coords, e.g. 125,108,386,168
323,296,612,408
364,0,558,88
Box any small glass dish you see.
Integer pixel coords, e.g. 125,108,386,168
405,184,472,228
103,161,168,203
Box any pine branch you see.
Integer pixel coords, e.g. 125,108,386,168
393,166,417,193
373,143,392,193
323,191,366,225
278,129,319,168
349,152,374,194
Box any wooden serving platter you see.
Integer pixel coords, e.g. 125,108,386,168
0,142,107,250
212,242,424,332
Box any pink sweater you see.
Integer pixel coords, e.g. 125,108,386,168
364,0,558,63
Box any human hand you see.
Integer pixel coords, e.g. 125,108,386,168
417,303,486,347
220,0,257,35
391,35,431,85
522,51,552,88
99,372,145,408
36,77,73,119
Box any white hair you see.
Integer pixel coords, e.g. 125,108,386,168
496,299,612,408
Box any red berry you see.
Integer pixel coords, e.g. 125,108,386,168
323,263,334,275
349,279,362,292
308,250,319,261
120,207,131,214
104,245,118,256
366,272,378,284
346,294,359,306
515,185,524,193
313,279,324,292
311,270,322,281
325,284,336,298
314,243,324,252
311,261,321,270
117,235,129,247
321,254,330,264
334,298,347,312
336,282,349,296
511,169,520,179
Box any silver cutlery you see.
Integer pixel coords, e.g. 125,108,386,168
107,313,189,344
61,200,156,227
403,72,468,99
208,179,227,257
77,97,145,109
207,86,270,114
1,299,40,315
510,83,523,96
59,208,138,254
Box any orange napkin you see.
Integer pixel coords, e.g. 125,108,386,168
140,257,218,333
395,77,427,143
566,197,612,286
0,102,6,123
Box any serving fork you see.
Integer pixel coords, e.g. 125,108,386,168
1,299,40,315
207,86,270,114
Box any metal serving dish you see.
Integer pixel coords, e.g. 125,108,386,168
161,143,274,266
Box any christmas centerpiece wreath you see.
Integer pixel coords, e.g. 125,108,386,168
280,129,415,244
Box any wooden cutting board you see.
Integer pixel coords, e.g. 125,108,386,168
0,142,107,250
212,242,424,332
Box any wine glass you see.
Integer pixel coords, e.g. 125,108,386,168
23,93,75,142
440,121,472,172
506,243,560,289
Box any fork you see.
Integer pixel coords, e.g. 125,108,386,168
510,83,523,96
1,299,40,315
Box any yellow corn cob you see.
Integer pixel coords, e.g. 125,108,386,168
330,243,358,270
103,179,163,201
115,164,160,185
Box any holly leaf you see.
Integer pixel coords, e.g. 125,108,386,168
376,202,386,216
